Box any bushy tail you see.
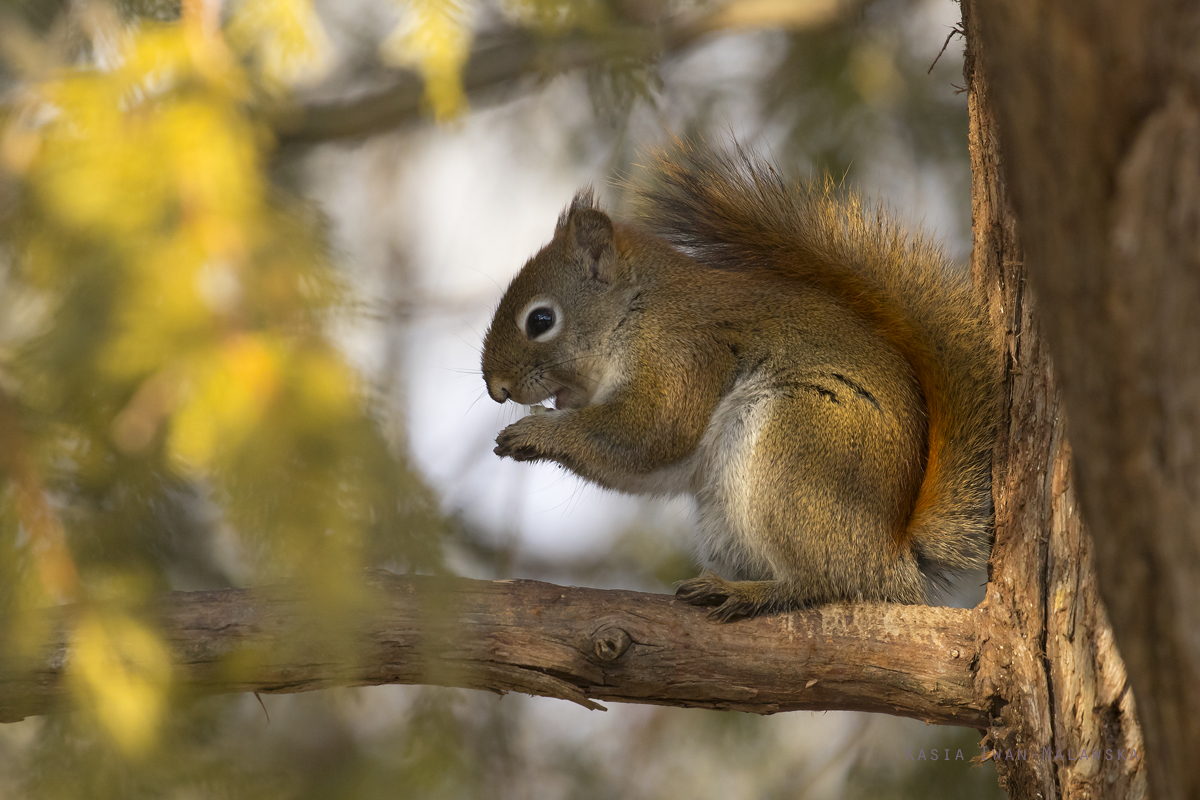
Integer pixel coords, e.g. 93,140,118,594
635,141,1000,585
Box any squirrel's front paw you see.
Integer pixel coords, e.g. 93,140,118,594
494,417,546,462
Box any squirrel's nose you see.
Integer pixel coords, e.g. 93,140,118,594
486,380,511,404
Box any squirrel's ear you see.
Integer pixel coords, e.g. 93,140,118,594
567,208,619,282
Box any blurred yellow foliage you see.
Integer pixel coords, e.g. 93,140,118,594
169,335,282,470
381,0,473,121
69,609,173,756
227,0,332,86
291,344,360,426
0,0,444,760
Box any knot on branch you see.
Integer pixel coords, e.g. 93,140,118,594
592,624,632,662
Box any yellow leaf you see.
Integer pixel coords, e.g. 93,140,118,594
34,77,168,238
381,0,473,121
69,610,172,756
169,335,282,469
99,236,212,381
121,21,250,101
227,0,332,87
119,24,194,90
157,98,263,232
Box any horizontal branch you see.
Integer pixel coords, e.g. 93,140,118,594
270,2,843,146
1,572,987,727
272,29,542,146
270,23,700,147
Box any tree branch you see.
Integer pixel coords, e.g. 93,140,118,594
272,28,547,147
1,571,987,728
270,22,706,147
269,2,844,147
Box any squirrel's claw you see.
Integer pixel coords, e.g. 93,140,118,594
675,575,727,605
675,572,734,609
676,573,779,621
494,440,541,461
494,418,544,461
494,442,529,460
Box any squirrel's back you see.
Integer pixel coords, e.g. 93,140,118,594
635,142,1000,589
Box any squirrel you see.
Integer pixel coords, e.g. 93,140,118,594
480,142,1000,621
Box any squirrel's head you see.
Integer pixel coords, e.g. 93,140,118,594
482,190,637,410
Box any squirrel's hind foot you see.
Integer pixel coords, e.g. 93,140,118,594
675,573,794,622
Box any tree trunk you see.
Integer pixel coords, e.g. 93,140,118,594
963,1,1147,797
968,0,1200,795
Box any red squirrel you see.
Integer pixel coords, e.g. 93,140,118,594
481,143,998,620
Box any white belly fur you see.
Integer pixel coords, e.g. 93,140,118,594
614,375,782,581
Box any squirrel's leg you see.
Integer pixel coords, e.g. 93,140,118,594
677,371,928,620
494,342,732,489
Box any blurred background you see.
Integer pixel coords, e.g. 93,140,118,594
0,0,1001,796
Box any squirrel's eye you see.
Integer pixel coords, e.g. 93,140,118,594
525,307,556,339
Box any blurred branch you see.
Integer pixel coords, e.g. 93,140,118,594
272,27,541,146
1,571,987,727
270,26,679,147
271,0,844,147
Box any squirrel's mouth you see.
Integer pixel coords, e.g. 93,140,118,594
526,388,572,415
553,386,592,410
523,382,588,412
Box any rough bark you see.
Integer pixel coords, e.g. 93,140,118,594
964,1,1146,797
970,0,1200,796
0,572,986,727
